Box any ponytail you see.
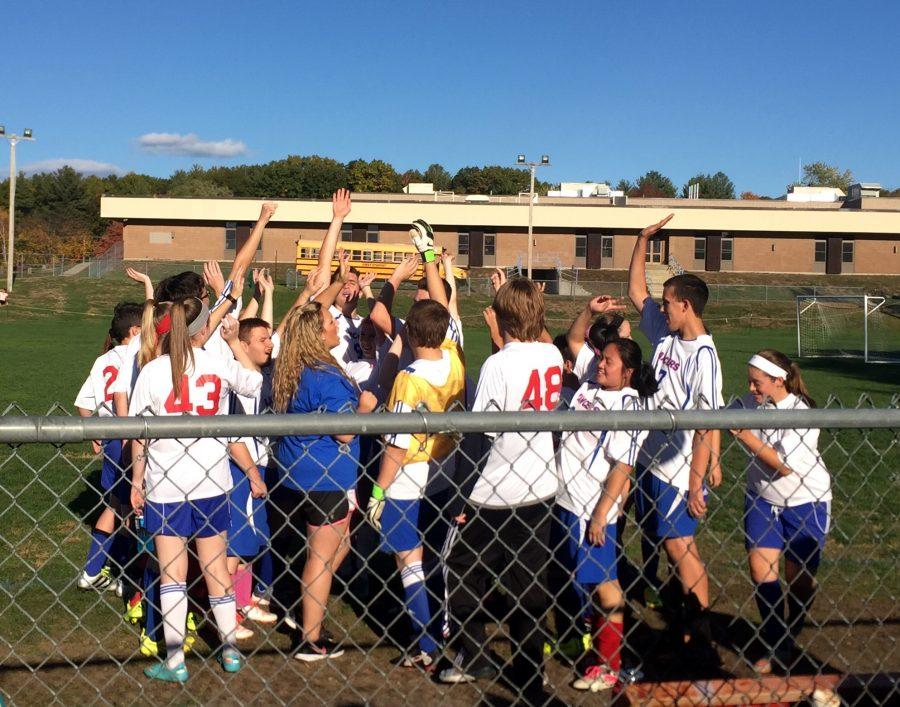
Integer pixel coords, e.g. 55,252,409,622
607,338,659,398
754,348,817,408
162,297,203,399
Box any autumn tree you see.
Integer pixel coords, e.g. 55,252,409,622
802,162,854,191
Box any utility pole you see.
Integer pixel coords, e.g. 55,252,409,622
1,126,36,293
515,154,551,279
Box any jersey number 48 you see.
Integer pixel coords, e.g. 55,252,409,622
522,366,562,411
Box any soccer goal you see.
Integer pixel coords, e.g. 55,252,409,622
796,294,900,363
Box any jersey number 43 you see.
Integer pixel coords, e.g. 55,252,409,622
164,375,222,416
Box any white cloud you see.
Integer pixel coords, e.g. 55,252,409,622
21,158,125,177
137,132,248,158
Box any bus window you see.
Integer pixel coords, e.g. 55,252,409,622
363,250,373,262
373,251,383,262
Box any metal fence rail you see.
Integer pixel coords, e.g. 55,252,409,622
1,405,898,706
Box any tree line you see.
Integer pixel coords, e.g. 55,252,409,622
0,156,888,262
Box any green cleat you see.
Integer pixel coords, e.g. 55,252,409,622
124,595,144,625
144,662,188,683
139,629,158,657
218,647,243,673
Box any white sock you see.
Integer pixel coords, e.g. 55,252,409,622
159,583,188,670
209,593,238,648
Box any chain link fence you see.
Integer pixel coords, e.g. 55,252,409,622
1,404,898,705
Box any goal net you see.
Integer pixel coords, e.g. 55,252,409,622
796,295,900,363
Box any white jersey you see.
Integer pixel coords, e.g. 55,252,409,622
638,300,724,490
468,341,563,508
112,294,242,398
556,385,646,524
74,345,130,417
128,347,262,503
330,305,363,367
231,388,270,469
736,393,832,507
572,345,598,385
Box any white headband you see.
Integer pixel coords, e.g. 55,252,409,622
748,354,788,380
187,300,210,336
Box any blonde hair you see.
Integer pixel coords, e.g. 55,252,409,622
138,300,172,369
161,297,204,399
272,302,346,412
754,348,817,408
493,278,545,342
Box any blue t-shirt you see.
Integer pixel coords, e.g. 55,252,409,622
276,364,360,492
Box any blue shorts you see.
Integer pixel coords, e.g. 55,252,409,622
556,507,618,585
744,495,830,571
636,470,707,540
228,462,261,559
145,494,230,538
380,492,448,554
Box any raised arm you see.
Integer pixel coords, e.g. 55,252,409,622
483,306,503,353
275,266,327,340
201,267,246,345
442,250,460,320
239,269,261,320
229,202,277,280
411,220,449,308
369,255,418,337
125,267,154,301
358,272,376,313
317,189,352,276
221,315,257,370
314,250,350,310
258,268,275,328
567,295,627,358
628,213,673,313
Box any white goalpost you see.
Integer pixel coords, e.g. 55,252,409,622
796,294,900,363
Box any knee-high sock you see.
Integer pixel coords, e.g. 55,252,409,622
787,582,816,639
401,561,438,654
232,564,253,611
592,613,623,673
111,528,138,594
144,562,163,643
209,594,238,648
84,529,114,576
159,583,188,669
755,580,785,652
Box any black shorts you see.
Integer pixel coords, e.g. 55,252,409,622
272,486,351,528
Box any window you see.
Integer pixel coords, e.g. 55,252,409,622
601,235,613,260
814,239,827,263
842,240,854,263
721,236,733,262
694,237,706,261
225,222,236,250
341,225,352,242
458,231,470,255
393,251,404,263
373,251,383,262
366,225,379,243
484,233,496,256
575,235,587,259
363,250,373,262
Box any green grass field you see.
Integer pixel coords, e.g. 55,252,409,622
1,270,898,703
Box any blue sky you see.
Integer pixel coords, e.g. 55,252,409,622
3,0,899,195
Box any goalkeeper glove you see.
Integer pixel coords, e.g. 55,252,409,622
410,219,436,263
366,484,386,531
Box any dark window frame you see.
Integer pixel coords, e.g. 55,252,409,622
575,235,587,259
842,239,854,263
484,233,496,256
694,237,706,261
366,224,380,243
721,236,733,262
457,231,470,255
225,222,237,251
814,239,827,263
601,234,613,260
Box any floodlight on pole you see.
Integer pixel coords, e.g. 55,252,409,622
514,153,551,279
3,127,36,293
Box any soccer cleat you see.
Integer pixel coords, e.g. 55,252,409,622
251,594,271,609
218,647,243,673
438,657,498,684
572,665,618,692
235,623,255,641
77,566,116,592
124,594,144,624
643,586,663,609
398,650,438,671
139,629,159,657
186,611,198,633
243,604,277,625
144,662,189,684
292,636,346,662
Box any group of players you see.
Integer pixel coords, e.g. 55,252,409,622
72,191,833,699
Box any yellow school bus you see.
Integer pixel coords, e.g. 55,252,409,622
295,239,468,281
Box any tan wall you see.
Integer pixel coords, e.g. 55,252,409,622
732,234,813,273
854,238,900,274
124,224,227,261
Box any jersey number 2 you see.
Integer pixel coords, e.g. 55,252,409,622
102,366,119,403
522,366,563,411
164,375,222,416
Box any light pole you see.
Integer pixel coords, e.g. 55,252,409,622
515,154,550,279
2,126,35,293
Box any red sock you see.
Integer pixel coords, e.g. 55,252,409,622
592,614,623,673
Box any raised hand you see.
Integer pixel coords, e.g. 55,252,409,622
125,267,151,287
392,254,420,283
588,295,627,314
303,266,326,295
358,272,376,289
410,219,435,256
220,315,240,342
536,281,546,293
332,188,352,220
259,268,274,293
337,249,351,282
203,260,226,298
483,306,498,331
490,267,507,294
260,202,278,222
640,213,674,239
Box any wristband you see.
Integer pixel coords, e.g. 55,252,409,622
422,250,435,263
371,484,385,501
224,293,238,305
